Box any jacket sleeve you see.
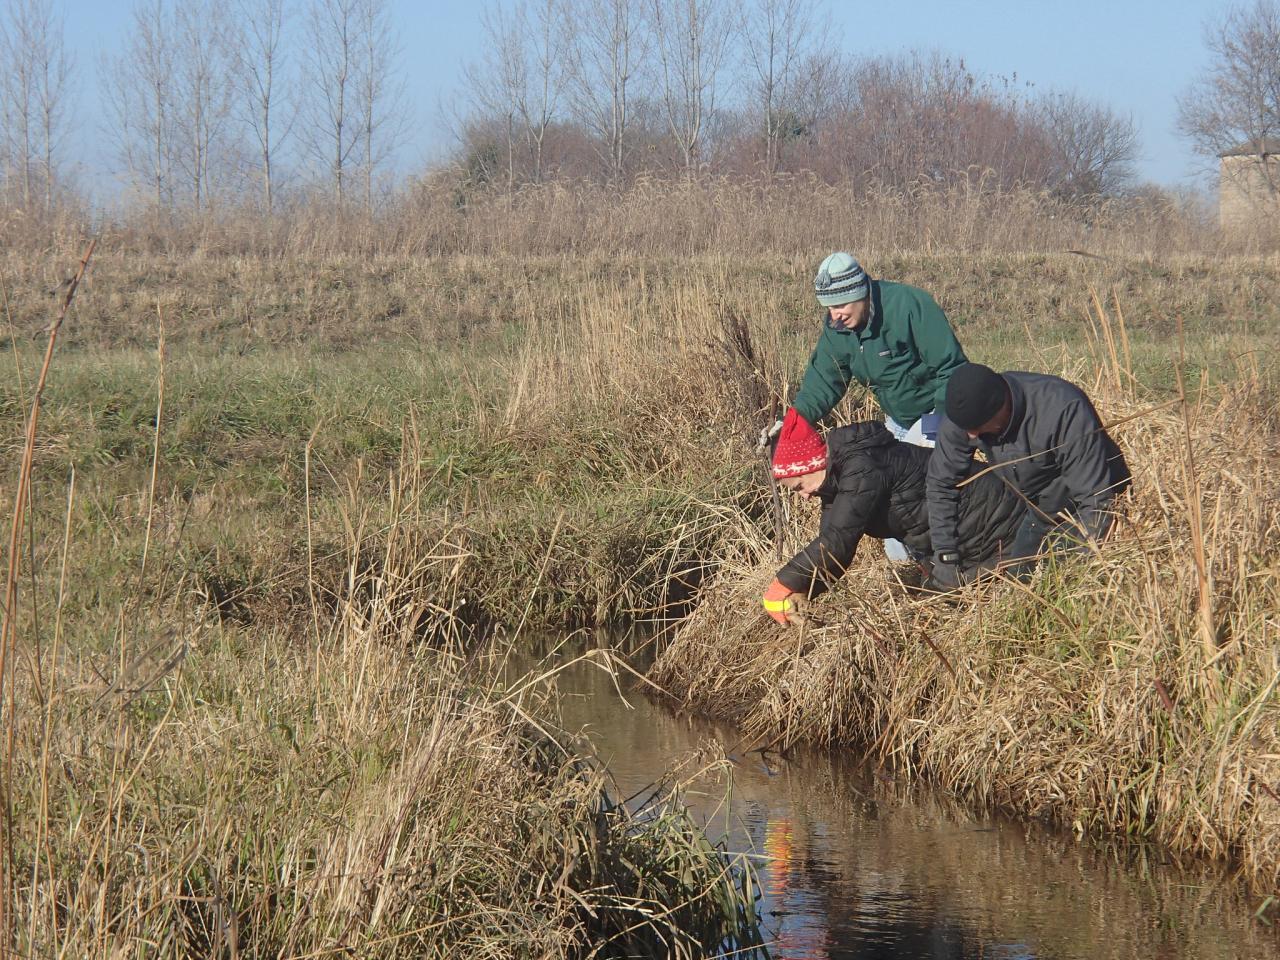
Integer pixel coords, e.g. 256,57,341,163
926,419,977,557
793,328,856,426
907,291,968,414
776,464,883,597
1055,398,1122,541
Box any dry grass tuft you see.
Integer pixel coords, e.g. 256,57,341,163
15,176,1278,260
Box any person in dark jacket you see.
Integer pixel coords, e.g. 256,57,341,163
761,408,1027,625
925,363,1131,592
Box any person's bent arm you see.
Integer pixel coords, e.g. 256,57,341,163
776,466,882,598
1054,399,1124,543
793,328,856,426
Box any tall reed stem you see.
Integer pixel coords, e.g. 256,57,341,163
0,239,95,953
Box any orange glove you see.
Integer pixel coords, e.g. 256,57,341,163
762,578,797,626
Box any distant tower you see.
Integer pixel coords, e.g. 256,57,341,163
1219,139,1280,229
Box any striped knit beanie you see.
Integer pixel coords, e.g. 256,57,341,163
813,252,869,307
771,408,828,479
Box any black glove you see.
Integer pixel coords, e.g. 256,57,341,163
923,557,963,593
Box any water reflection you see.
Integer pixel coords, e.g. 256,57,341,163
538,646,1278,960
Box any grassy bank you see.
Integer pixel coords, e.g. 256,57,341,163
1,254,771,955
9,619,761,955
2,453,764,956
5,250,1276,630
3,249,1279,949
651,342,1280,897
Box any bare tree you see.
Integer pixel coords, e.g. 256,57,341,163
1178,0,1280,198
564,0,647,182
356,0,407,209
172,0,236,210
300,0,406,206
462,2,527,193
518,0,568,183
649,0,731,175
1037,91,1138,197
104,0,177,208
0,0,72,212
301,0,362,204
786,49,843,146
740,0,820,176
233,0,291,212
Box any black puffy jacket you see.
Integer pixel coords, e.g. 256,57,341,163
777,422,1025,597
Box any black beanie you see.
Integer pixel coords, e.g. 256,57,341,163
945,363,1008,431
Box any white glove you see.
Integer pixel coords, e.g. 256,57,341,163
757,418,784,453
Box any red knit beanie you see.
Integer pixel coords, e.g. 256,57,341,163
771,408,828,479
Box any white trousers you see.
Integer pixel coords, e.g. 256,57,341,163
883,413,936,561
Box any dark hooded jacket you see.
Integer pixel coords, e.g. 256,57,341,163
926,371,1131,559
777,422,1025,597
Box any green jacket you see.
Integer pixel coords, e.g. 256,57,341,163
793,279,967,428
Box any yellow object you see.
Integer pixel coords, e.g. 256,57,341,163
762,577,797,624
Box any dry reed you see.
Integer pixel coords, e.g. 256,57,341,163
9,175,1276,262
0,253,765,957
1,439,764,958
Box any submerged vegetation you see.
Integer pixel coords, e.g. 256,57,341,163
1,245,1279,950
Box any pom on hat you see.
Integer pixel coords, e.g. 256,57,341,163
945,363,1008,431
771,408,828,479
814,252,869,307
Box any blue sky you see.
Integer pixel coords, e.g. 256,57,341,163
58,0,1222,197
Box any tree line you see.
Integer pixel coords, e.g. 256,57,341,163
0,0,407,217
455,0,1144,201
0,0,1277,224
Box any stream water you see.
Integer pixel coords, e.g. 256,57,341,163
532,641,1279,960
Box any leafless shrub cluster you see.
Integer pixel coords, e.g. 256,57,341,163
452,0,1140,203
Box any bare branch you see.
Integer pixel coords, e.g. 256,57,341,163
232,0,292,212
563,0,649,181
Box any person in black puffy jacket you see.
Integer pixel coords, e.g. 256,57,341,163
761,408,1028,625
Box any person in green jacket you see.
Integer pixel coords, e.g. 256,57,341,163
792,251,968,560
